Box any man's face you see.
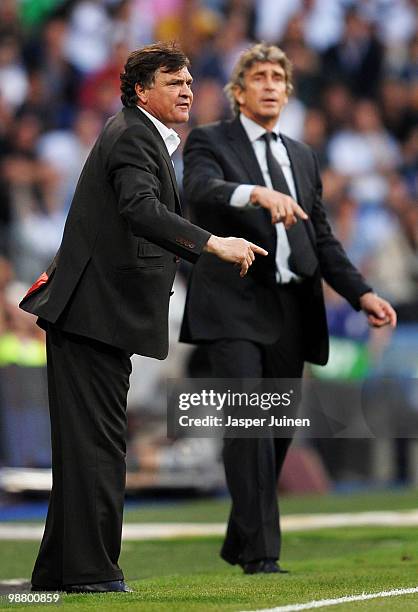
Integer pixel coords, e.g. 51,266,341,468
136,66,193,125
235,62,289,126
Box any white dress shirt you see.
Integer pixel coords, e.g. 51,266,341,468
230,113,301,283
136,105,181,157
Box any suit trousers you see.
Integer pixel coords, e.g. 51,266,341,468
207,282,306,565
32,325,132,588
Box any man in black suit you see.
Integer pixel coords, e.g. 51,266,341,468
19,42,267,593
180,43,396,575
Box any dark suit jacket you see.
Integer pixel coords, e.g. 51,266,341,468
179,116,371,365
20,106,210,359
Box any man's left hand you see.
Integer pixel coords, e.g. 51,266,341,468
359,292,397,328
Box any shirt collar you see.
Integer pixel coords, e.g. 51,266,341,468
136,105,181,157
239,113,281,143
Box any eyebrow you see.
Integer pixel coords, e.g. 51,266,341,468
252,69,285,77
164,77,193,86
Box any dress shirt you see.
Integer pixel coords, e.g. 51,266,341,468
137,105,181,157
230,113,301,283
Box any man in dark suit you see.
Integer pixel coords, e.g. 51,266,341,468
180,43,396,575
19,42,267,593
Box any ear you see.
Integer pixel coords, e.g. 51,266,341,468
233,85,245,108
135,82,148,105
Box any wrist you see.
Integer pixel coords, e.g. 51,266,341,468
359,290,374,302
359,291,376,310
204,234,221,254
250,186,262,207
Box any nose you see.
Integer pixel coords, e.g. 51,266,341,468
264,76,275,89
180,82,193,98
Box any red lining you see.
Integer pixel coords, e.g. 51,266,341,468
24,272,49,297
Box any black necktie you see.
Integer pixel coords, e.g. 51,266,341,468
262,132,317,277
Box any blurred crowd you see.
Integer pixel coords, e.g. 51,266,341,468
0,0,417,415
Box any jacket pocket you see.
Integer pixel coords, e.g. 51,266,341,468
137,241,164,258
117,264,164,272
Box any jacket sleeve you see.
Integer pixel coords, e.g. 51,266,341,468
310,151,372,310
107,124,211,263
183,127,241,209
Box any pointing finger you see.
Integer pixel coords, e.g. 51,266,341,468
249,243,268,256
293,203,308,220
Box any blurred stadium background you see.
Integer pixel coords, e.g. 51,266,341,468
0,0,417,510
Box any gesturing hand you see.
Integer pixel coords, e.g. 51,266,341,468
204,235,268,277
359,292,397,328
250,186,308,228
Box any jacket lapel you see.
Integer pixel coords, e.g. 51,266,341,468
161,155,182,214
132,108,182,213
227,117,266,186
280,134,318,251
280,135,311,213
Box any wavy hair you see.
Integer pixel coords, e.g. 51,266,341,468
224,43,293,115
120,41,190,107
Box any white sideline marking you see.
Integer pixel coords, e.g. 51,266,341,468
1,510,418,540
242,586,418,612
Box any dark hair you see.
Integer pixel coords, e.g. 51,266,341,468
120,41,190,107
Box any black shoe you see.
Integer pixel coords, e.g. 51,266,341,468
63,580,132,593
242,559,289,575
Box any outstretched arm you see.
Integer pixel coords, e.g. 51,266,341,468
109,125,267,275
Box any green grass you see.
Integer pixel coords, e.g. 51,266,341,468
0,527,417,611
1,490,417,610
122,488,418,523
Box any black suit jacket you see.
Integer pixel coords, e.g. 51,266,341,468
20,107,210,359
179,116,371,365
